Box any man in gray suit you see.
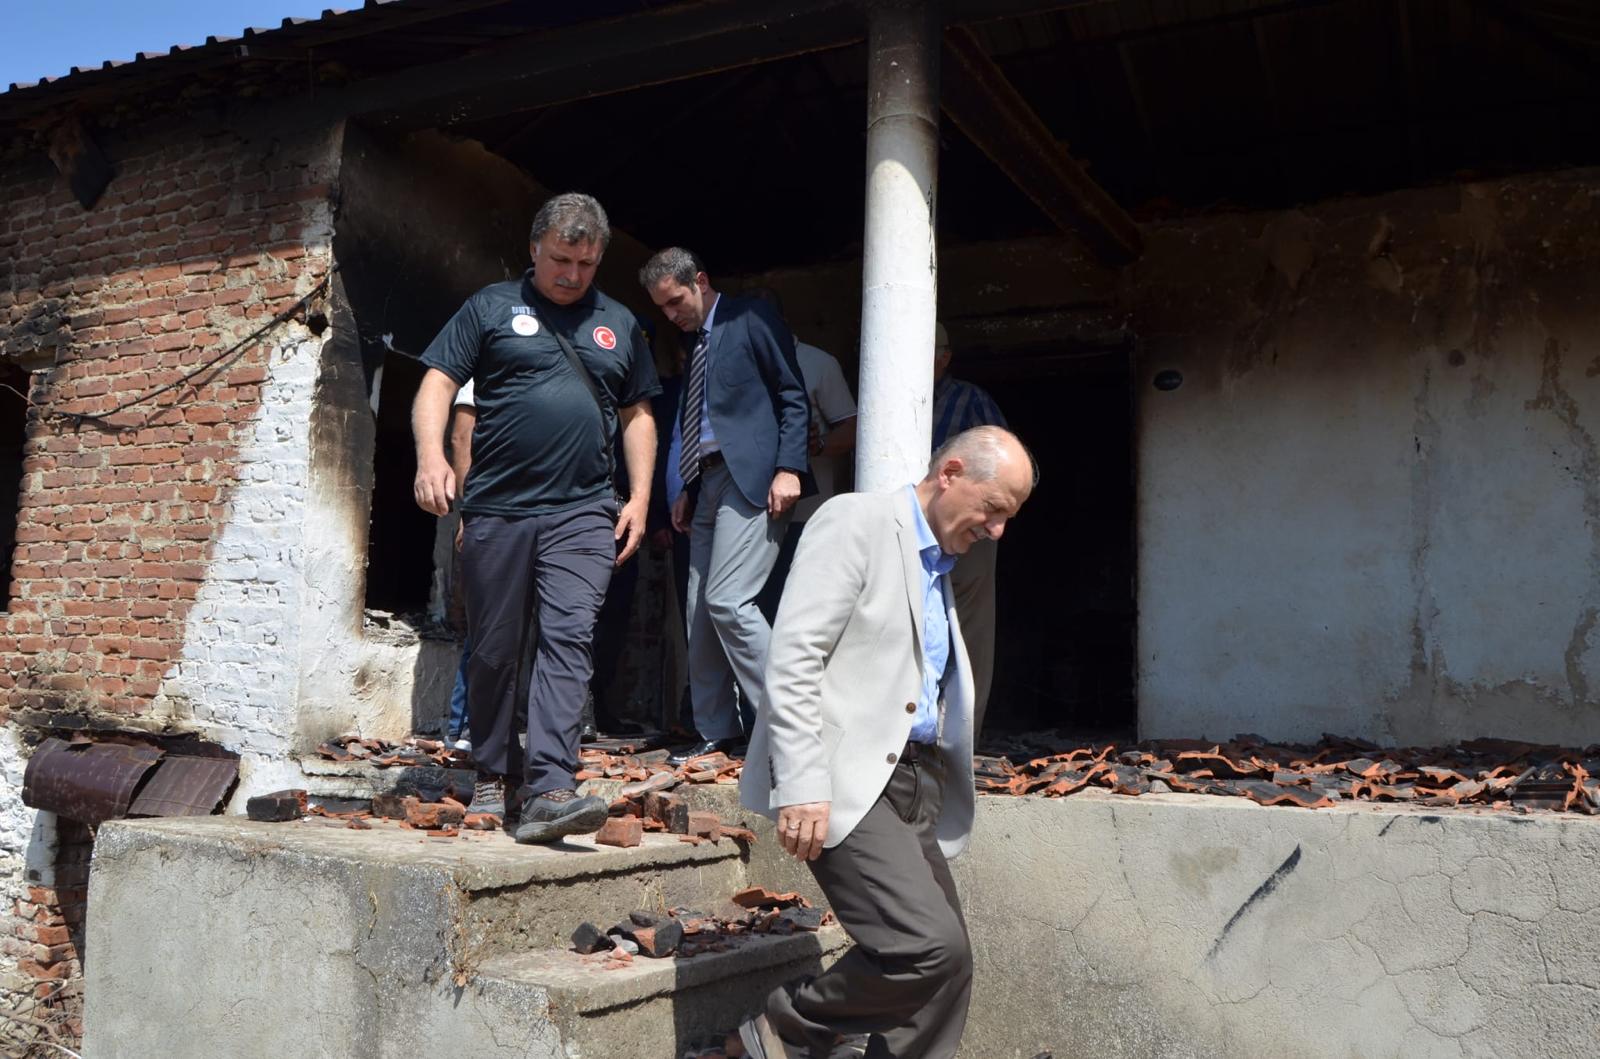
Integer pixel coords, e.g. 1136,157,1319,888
738,426,1037,1059
641,247,811,764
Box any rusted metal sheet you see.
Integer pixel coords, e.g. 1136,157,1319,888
128,755,238,817
22,738,163,825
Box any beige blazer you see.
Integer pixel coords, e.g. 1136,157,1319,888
739,489,977,859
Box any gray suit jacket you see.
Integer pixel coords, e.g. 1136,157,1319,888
739,490,977,859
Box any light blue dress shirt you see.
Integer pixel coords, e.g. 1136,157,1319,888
905,486,956,744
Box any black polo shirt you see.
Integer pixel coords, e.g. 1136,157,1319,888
421,270,661,517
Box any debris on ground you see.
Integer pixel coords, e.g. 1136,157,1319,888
972,732,1600,813
605,779,759,846
595,816,643,848
569,886,832,965
245,789,307,822
316,734,472,769
576,745,743,785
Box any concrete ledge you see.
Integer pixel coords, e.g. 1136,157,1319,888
954,790,1600,1059
92,814,742,890
87,783,1600,1056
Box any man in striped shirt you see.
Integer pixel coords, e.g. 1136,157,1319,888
932,322,1008,736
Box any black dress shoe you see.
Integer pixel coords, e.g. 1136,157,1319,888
668,737,746,766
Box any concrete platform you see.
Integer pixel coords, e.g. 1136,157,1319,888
82,786,1600,1058
954,791,1600,1059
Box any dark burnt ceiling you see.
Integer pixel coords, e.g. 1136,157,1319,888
7,0,1600,272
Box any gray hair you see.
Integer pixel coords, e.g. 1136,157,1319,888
929,425,1039,487
530,192,610,249
639,247,705,290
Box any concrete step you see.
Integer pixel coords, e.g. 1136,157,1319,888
477,926,849,1058
84,815,783,1058
450,828,750,964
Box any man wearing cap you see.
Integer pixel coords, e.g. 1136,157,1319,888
412,192,660,844
933,322,1009,735
640,247,811,765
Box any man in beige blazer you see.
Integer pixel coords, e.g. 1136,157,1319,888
739,426,1037,1059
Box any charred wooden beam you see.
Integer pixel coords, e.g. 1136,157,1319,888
940,27,1142,266
347,0,865,130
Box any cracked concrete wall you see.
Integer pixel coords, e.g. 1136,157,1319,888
953,793,1600,1059
1135,170,1600,744
83,820,563,1059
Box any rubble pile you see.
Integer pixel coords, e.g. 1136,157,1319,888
604,788,757,847
577,745,743,786
317,735,472,769
569,886,830,966
244,783,500,838
974,732,1600,813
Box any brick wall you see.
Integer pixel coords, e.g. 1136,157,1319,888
0,819,89,1051
0,118,339,729
0,114,343,1051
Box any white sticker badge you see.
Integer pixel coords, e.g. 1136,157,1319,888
512,313,539,336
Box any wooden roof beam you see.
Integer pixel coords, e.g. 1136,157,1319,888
940,26,1143,266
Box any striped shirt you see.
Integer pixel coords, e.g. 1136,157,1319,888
932,375,1007,449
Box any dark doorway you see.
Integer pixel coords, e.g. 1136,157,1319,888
959,341,1136,739
365,353,439,615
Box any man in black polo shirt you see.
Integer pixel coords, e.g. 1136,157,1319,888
412,192,660,844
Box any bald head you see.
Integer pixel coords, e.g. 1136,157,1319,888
917,426,1036,555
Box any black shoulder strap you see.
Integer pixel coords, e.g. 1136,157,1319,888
547,327,620,494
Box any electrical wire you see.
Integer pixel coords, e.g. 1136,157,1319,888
15,265,338,432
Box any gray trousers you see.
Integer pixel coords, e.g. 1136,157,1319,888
767,745,972,1058
685,458,789,741
950,538,996,736
460,502,615,796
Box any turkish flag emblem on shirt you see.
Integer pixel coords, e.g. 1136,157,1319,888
592,326,617,350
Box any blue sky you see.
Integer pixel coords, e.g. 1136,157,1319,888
3,1,336,87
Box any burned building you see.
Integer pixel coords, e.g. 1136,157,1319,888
3,0,1600,1054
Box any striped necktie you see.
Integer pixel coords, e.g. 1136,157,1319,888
679,327,710,486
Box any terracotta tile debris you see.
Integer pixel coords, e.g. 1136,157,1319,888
245,789,308,822
575,745,742,786
731,887,810,911
973,731,1600,814
316,735,471,769
595,816,643,848
300,791,500,839
570,887,832,964
402,799,464,831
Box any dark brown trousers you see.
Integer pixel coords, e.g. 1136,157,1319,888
766,745,973,1059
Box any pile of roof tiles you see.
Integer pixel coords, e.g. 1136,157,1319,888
600,764,757,848
972,732,1600,814
578,745,743,785
571,886,829,965
316,735,472,768
246,771,501,838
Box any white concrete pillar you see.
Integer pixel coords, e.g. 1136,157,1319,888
856,0,940,492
